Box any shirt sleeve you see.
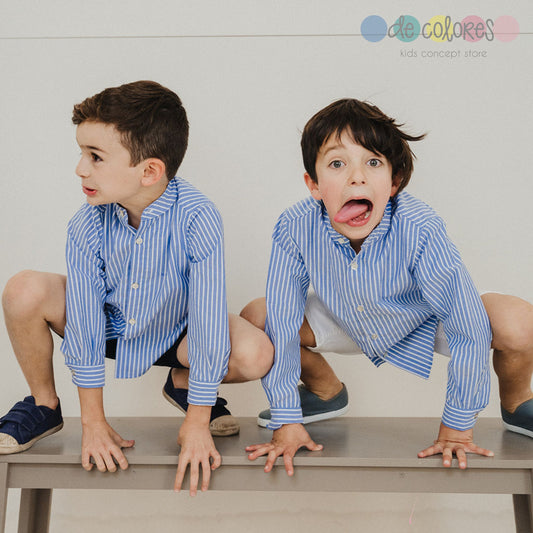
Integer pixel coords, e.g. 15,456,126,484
185,203,231,406
61,213,108,388
413,218,492,431
262,216,310,429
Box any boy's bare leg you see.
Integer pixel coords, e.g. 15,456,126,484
240,297,342,399
299,319,344,400
2,270,66,409
171,312,274,387
482,293,533,412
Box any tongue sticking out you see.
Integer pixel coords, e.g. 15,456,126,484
334,200,371,224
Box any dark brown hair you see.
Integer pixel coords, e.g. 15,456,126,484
72,80,189,180
301,98,425,193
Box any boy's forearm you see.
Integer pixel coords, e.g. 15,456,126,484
184,404,212,426
78,387,106,426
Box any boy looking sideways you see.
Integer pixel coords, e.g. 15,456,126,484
0,81,273,495
243,98,533,474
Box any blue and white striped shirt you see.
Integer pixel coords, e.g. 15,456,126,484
263,192,492,431
61,178,230,406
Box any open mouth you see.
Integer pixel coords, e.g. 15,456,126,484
82,186,97,196
334,199,373,225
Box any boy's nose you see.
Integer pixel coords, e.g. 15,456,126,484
76,158,89,178
348,167,366,185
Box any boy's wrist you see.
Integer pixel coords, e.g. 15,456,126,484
184,404,212,426
78,387,107,425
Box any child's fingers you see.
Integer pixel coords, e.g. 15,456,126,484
283,452,295,476
93,453,107,473
246,442,271,452
112,447,129,470
247,443,274,460
305,440,323,452
441,447,454,467
200,459,212,492
455,447,467,469
103,451,118,472
417,442,442,458
264,449,280,473
188,459,199,497
210,450,222,470
465,443,494,457
174,457,188,492
81,449,94,471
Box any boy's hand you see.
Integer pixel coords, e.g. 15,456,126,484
81,419,135,472
78,387,134,473
418,422,494,469
174,405,221,496
246,423,323,475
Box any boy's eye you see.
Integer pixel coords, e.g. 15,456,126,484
91,153,102,163
329,160,345,169
368,158,381,167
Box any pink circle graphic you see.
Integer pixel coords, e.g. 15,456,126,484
493,15,520,42
461,15,486,43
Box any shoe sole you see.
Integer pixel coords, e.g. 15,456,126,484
162,388,240,437
502,420,533,438
0,422,64,455
257,404,349,428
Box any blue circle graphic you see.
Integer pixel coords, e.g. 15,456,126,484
361,15,388,42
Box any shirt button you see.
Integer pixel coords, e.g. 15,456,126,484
371,333,378,340
357,305,364,312
351,261,358,270
135,237,143,245
131,282,139,289
128,318,136,325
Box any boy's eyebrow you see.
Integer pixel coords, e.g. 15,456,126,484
321,142,345,156
78,143,108,154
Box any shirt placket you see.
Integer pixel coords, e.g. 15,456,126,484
123,228,148,339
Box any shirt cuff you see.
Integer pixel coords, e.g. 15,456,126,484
266,408,304,430
187,379,221,406
67,363,106,388
442,403,479,431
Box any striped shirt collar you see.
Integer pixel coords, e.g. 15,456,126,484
113,177,180,223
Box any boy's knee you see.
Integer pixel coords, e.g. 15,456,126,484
483,293,533,353
229,328,273,380
239,297,266,331
3,270,51,318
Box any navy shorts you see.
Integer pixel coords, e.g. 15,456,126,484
105,329,188,369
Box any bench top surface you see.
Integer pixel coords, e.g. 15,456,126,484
1,417,532,469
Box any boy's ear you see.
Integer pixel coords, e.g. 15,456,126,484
141,158,167,186
390,177,401,197
304,172,322,201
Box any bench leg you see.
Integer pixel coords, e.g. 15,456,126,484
0,464,7,533
514,494,533,533
18,489,52,533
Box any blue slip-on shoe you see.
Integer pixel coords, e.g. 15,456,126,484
501,398,533,438
257,383,349,428
0,396,63,454
162,370,239,436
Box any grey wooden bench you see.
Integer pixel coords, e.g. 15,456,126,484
1,417,532,532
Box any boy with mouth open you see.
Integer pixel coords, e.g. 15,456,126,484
242,98,533,474
0,81,273,495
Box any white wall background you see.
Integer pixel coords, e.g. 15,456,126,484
1,1,531,531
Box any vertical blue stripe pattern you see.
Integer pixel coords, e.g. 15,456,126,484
263,192,491,431
61,178,230,406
